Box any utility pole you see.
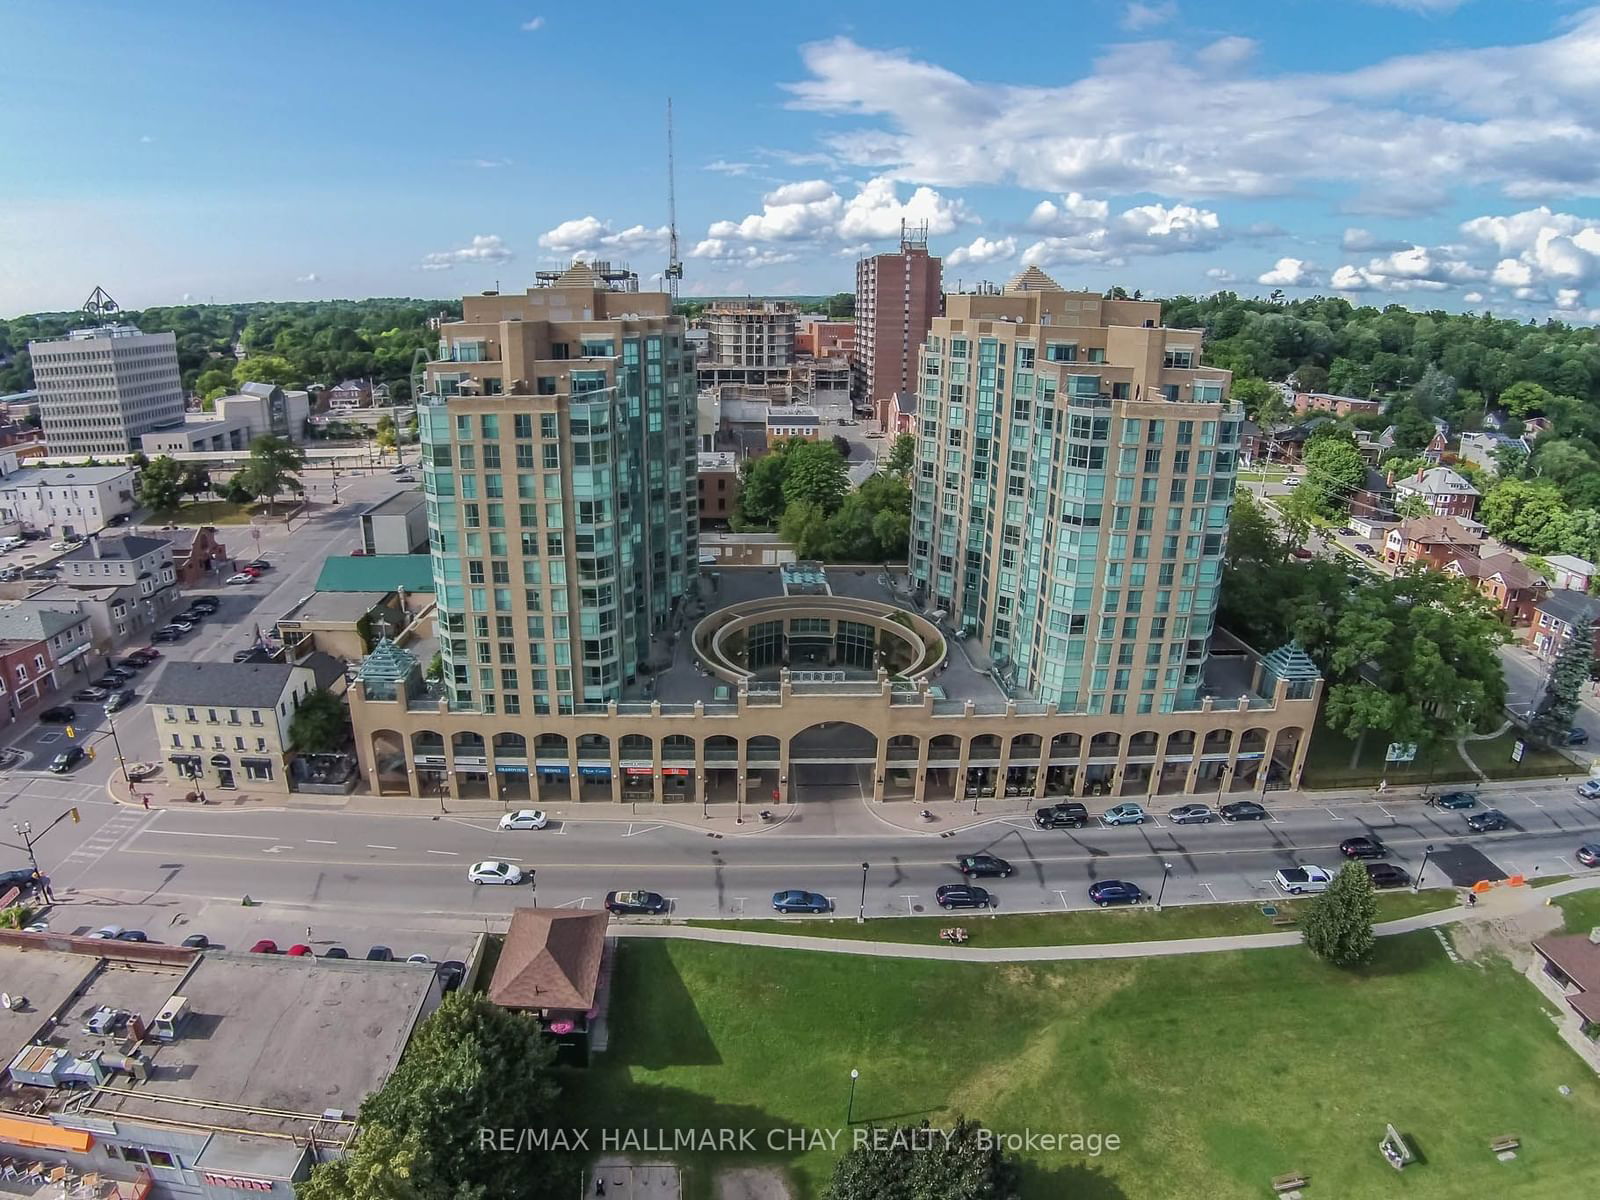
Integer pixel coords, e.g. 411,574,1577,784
7,808,81,882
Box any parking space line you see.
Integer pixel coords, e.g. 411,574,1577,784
1053,889,1072,909
901,893,919,914
1379,806,1396,820
1201,882,1218,901
1325,807,1347,821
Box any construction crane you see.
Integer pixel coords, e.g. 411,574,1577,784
664,98,684,302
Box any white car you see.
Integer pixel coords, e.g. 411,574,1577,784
1578,779,1600,800
468,860,524,885
49,540,80,552
226,573,255,585
1274,865,1334,895
498,809,549,831
405,953,432,965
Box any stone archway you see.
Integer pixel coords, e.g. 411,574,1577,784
788,721,880,801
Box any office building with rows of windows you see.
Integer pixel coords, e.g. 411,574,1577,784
28,324,186,456
349,266,1319,809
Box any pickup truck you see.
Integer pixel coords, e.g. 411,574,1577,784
1274,865,1333,895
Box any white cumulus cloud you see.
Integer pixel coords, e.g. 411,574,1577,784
1258,257,1317,287
947,236,1018,266
1121,1,1177,32
537,217,669,256
1018,199,1227,268
420,234,514,271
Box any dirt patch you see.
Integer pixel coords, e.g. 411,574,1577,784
717,1166,795,1200
1449,901,1564,970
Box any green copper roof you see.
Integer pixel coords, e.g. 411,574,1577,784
1259,641,1321,681
357,637,419,685
315,555,435,593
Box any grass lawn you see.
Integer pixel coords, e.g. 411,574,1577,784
1554,887,1600,933
697,890,1455,948
570,933,1600,1199
1300,719,1573,790
167,499,264,525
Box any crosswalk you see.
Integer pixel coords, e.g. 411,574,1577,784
53,808,152,875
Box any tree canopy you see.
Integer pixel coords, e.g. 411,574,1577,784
1301,862,1378,967
237,435,306,506
824,1118,1021,1200
136,455,185,514
288,689,352,753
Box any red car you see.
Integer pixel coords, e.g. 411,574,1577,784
136,646,161,660
249,939,279,954
1293,547,1313,560
286,944,312,956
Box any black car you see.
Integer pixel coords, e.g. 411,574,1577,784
436,960,467,991
0,867,41,893
1365,862,1411,889
1220,801,1269,822
105,690,137,713
1339,836,1387,859
605,889,670,914
772,889,832,914
1088,880,1144,906
957,854,1014,878
22,567,58,580
366,945,395,962
114,930,150,943
112,657,147,672
106,512,131,526
247,559,273,571
188,597,221,614
1466,808,1509,833
180,934,212,949
322,947,350,960
1033,802,1089,829
232,649,261,663
96,671,132,688
152,627,186,642
49,747,86,773
39,705,76,724
935,884,993,910
1429,791,1477,810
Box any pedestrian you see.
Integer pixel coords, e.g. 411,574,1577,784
305,925,314,942
141,793,150,811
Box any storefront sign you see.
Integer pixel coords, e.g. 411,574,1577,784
413,755,446,767
579,765,612,779
662,767,690,777
536,766,570,778
201,1173,276,1191
495,764,528,775
624,767,653,778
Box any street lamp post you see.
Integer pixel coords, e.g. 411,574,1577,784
858,862,869,925
102,705,131,782
1156,861,1174,910
1413,843,1435,893
846,1068,860,1124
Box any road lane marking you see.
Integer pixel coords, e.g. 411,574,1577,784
425,849,458,856
1054,889,1071,908
622,824,663,837
366,844,397,850
554,896,592,909
306,839,337,845
263,845,293,854
139,829,279,841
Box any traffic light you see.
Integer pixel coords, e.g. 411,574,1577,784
65,725,75,739
69,808,80,824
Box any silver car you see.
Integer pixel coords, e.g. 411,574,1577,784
1168,804,1214,825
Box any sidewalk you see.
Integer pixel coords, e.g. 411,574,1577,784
104,762,1592,838
609,877,1599,963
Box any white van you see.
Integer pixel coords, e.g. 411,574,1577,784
0,536,26,553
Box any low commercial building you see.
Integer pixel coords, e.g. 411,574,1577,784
275,591,397,663
1530,929,1600,1067
766,406,819,442
313,554,434,602
0,636,56,727
149,660,326,794
0,938,440,1198
1393,466,1479,519
1529,588,1600,660
150,527,231,587
359,491,428,555
0,603,95,685
139,416,254,456
224,383,311,442
696,452,739,526
0,465,137,538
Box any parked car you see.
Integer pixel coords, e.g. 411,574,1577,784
48,539,79,552
390,464,410,475
467,860,524,885
246,560,272,572
1168,804,1214,825
1576,844,1600,867
96,671,132,688
226,573,255,585
436,960,467,991
1339,836,1387,859
180,934,212,949
105,690,137,713
1355,542,1376,556
1220,800,1270,822
1577,780,1600,800
91,926,124,939
106,513,131,526
1275,865,1333,895
114,930,150,943
771,889,832,914
1466,808,1509,833
1293,547,1314,560
1430,791,1477,810
1101,802,1148,826
957,854,1014,878
188,597,221,614
366,946,395,962
1032,802,1088,829
1088,880,1144,906
393,473,416,483
112,657,147,672
286,944,313,957
168,618,196,632
605,889,669,914
935,884,993,910
1365,862,1411,888
49,747,86,773
152,627,187,642
39,705,76,724
232,649,261,663
322,947,349,959
497,809,549,831
21,567,59,581
134,646,161,660
1565,728,1590,746
249,940,279,954
72,687,108,702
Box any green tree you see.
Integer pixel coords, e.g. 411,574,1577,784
781,441,849,514
233,354,299,388
137,456,185,513
887,432,916,477
358,992,567,1199
1301,862,1377,966
288,689,351,753
238,435,306,507
1499,380,1556,418
222,476,254,505
1493,441,1529,479
1530,615,1594,745
824,1117,1021,1200
779,499,830,559
1480,479,1572,552
179,464,211,501
734,454,788,528
193,367,236,398
1228,377,1279,424
1393,492,1429,519
297,1124,432,1200
376,427,398,458
1298,434,1365,518
128,451,149,471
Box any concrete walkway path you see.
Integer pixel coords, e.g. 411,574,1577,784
610,878,1599,964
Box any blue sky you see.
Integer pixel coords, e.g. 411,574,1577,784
3,0,1599,321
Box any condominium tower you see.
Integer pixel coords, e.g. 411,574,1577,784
854,223,942,406
909,267,1240,716
418,264,697,715
29,324,185,456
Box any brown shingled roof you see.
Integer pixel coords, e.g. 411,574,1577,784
488,908,607,1013
1533,933,1600,1024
